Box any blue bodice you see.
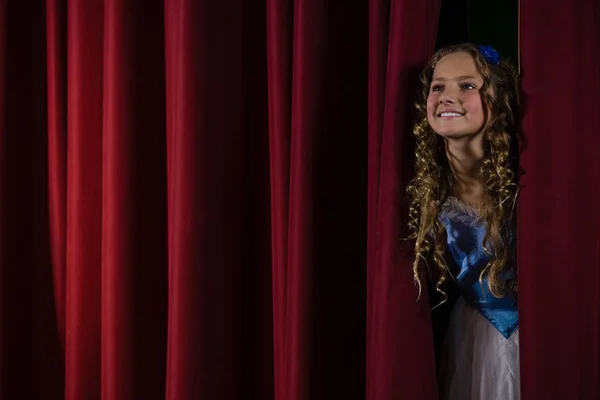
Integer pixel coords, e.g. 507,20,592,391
439,197,518,339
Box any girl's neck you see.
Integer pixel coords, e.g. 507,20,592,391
445,137,486,206
452,179,486,208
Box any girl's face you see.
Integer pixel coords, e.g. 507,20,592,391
426,52,486,139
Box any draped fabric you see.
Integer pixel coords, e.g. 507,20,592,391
0,0,441,399
519,0,600,398
366,1,441,399
266,1,370,399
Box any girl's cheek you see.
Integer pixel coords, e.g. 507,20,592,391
427,94,436,107
466,91,482,100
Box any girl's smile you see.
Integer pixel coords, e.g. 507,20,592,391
437,109,465,119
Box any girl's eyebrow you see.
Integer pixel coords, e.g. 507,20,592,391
431,75,480,82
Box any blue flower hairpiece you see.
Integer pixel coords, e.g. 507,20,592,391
478,45,500,65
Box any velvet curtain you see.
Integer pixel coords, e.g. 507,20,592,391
366,1,440,399
519,0,600,398
0,0,441,399
7,0,599,400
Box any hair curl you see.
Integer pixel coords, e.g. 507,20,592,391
406,43,521,303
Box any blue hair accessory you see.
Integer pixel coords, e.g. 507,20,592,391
478,45,500,65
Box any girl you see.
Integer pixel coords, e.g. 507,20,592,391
406,43,521,399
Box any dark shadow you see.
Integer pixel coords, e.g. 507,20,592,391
309,1,369,399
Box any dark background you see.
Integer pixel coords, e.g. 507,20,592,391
437,0,519,64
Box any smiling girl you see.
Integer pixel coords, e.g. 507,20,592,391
406,44,521,399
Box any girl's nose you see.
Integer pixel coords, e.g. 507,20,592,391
439,95,456,104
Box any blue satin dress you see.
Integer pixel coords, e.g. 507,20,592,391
438,197,520,400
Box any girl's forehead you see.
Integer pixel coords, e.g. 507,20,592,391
433,52,482,80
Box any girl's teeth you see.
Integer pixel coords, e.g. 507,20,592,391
441,112,463,117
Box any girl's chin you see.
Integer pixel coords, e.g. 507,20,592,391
430,123,485,139
433,130,484,139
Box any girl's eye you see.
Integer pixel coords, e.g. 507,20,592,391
431,84,443,92
461,83,477,90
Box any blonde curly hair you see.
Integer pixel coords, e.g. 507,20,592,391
406,43,521,303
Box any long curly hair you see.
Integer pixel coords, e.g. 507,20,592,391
406,43,521,302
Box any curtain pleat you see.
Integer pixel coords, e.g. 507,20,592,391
101,1,168,399
46,0,68,351
265,1,293,398
64,1,104,398
267,0,376,398
519,0,600,398
1,1,63,399
366,1,441,399
164,1,247,398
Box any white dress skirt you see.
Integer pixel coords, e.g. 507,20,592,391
439,297,520,400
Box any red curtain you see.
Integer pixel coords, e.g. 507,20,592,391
366,1,441,399
266,2,370,399
519,0,600,398
0,0,442,399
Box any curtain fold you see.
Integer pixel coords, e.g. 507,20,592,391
46,0,67,350
267,1,369,398
64,1,104,398
366,1,441,399
164,1,249,398
0,1,63,399
265,1,293,398
102,1,168,399
519,0,600,398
